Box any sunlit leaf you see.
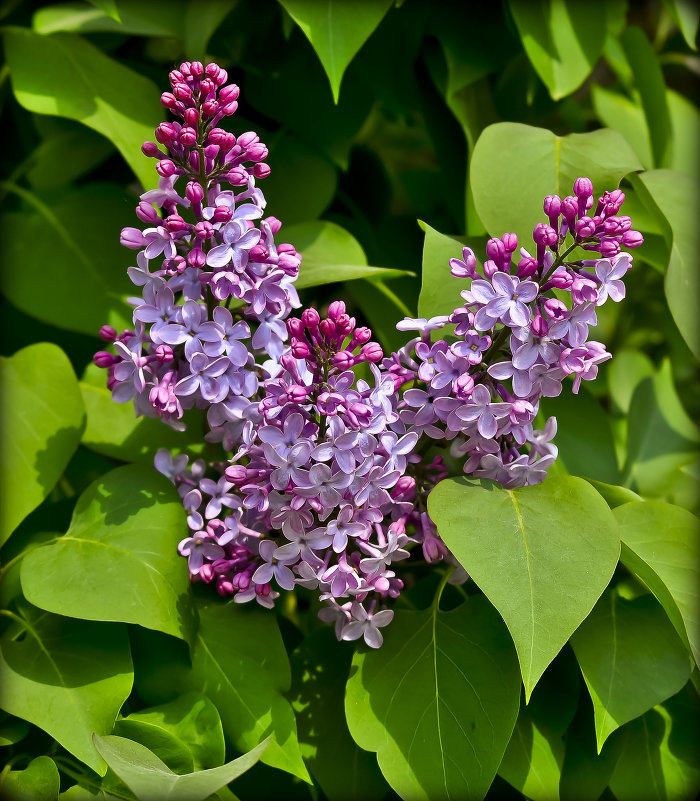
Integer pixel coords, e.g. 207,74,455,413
1,755,60,801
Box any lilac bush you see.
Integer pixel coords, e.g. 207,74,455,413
95,61,643,648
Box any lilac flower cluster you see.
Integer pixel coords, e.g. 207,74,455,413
99,63,642,647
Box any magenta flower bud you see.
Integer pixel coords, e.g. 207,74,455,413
156,159,177,177
502,233,518,252
219,84,240,104
291,339,312,359
135,202,160,224
207,127,228,145
179,126,197,147
574,177,593,198
599,240,621,258
603,215,631,235
601,189,625,216
174,83,192,101
287,318,304,338
184,107,199,127
93,350,119,368
164,214,188,233
191,60,204,77
561,195,578,224
394,476,416,497
332,351,355,369
319,318,337,339
185,181,204,205
287,385,309,404
622,230,644,248
543,298,568,320
99,325,118,342
154,345,173,363
517,255,538,279
199,564,215,584
253,163,271,179
195,221,214,240
361,342,383,362
548,268,573,289
200,78,215,97
302,308,320,328
423,534,447,563
543,194,562,219
278,252,300,275
120,227,146,249
202,100,219,118
486,237,507,269
335,314,355,336
455,372,475,397
155,122,177,145
225,465,249,484
141,141,162,158
187,248,206,268
216,576,235,597
169,70,184,86
211,206,232,224
246,144,268,162
237,131,259,149
160,91,178,109
226,167,249,185
328,300,346,320
531,310,549,337
163,255,186,275
351,327,372,347
218,133,236,154
205,62,221,79
179,61,192,76
533,223,558,247
483,259,498,279
575,217,597,238
248,244,268,262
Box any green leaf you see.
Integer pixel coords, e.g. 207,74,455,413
583,480,643,509
0,713,31,746
3,27,159,189
508,0,614,100
115,692,225,773
87,0,121,21
285,220,408,289
608,348,655,414
186,599,310,782
623,359,698,496
33,1,183,38
428,475,620,698
416,220,487,320
290,628,386,801
615,500,700,666
277,0,393,103
667,89,700,177
620,27,671,168
345,595,521,801
591,84,653,169
608,686,700,801
79,364,205,464
662,0,699,51
540,387,621,484
93,733,269,801
0,344,85,546
1,756,60,801
470,123,643,250
571,592,692,751
184,0,238,58
630,170,700,361
1,182,135,335
497,707,564,801
0,604,132,774
20,465,196,643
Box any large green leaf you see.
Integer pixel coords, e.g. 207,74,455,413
3,27,159,188
345,594,521,801
185,599,310,783
0,343,85,546
623,359,698,497
428,476,620,698
615,501,700,666
630,170,700,361
470,123,643,250
591,84,653,169
416,220,487,321
32,1,184,36
607,348,655,414
662,0,699,50
608,686,700,801
285,220,409,288
0,603,132,774
277,0,393,103
571,592,692,751
115,692,225,774
508,0,615,100
668,89,700,178
1,182,134,335
93,733,269,801
290,628,386,801
1,756,60,801
20,465,196,643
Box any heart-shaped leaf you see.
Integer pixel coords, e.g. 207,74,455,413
470,122,643,250
1,755,60,801
93,733,270,801
20,465,196,643
345,594,521,801
615,500,700,666
0,603,132,774
428,475,620,697
0,343,85,546
571,592,692,751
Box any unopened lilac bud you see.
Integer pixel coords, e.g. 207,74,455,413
599,240,621,258
226,167,249,185
155,344,174,362
253,163,270,179
543,194,562,225
602,189,625,216
202,100,219,118
141,141,162,158
120,227,146,249
200,78,215,98
531,310,548,337
423,534,447,563
533,223,558,247
394,476,416,498
302,308,320,328
155,122,177,146
194,221,214,240
287,318,304,338
351,327,372,347
517,255,538,279
483,259,498,279
216,576,235,596
574,177,593,199
136,201,160,223
173,83,192,101
219,84,240,104
455,372,474,397
486,238,507,269
179,126,197,147
99,325,118,342
221,100,239,117
165,214,189,233
502,233,518,252
184,106,199,126
543,298,568,320
205,62,221,79
332,351,355,368
266,217,282,235
161,91,178,109
287,385,309,403
237,131,259,149
200,564,215,583
187,248,206,268
249,244,268,262
361,342,383,362
93,350,119,368
621,230,643,248
291,339,312,359
246,144,268,162
212,206,232,224
575,217,597,238
185,181,204,205
156,159,177,177
328,300,346,320
169,70,184,86
547,268,573,289
319,318,337,339
278,252,300,275
225,465,249,484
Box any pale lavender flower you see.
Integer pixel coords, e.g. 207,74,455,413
341,603,394,649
